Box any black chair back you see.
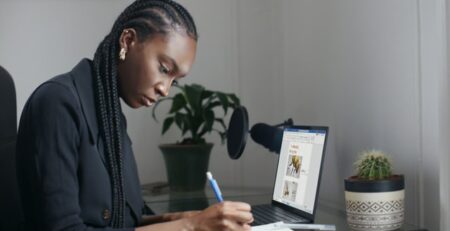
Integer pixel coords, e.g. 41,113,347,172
0,66,24,230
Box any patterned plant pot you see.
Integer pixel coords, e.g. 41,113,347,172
344,175,405,231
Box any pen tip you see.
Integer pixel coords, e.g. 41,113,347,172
206,171,212,179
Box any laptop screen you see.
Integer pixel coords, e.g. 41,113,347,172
272,127,327,215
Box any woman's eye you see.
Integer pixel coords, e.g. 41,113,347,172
159,63,170,75
171,80,179,86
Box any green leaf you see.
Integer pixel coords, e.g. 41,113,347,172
152,83,241,145
205,101,221,111
205,110,215,131
215,118,226,130
199,110,215,136
228,94,240,108
201,90,214,101
201,90,215,109
162,117,174,135
174,113,186,131
181,115,191,135
216,92,229,114
169,93,187,114
184,84,204,111
190,113,204,137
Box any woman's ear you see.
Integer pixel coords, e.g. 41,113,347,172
119,28,138,51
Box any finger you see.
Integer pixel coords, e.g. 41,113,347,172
218,219,246,231
218,202,253,223
246,214,254,224
223,201,252,211
222,210,254,224
183,210,201,218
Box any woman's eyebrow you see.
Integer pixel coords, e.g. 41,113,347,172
162,55,188,77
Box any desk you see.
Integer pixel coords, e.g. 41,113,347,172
142,184,427,231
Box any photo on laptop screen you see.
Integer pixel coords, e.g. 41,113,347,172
273,127,327,214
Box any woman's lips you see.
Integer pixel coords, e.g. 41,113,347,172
142,96,155,107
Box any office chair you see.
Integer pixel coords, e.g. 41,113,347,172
0,65,24,230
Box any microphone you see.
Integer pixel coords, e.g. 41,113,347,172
250,123,284,153
226,105,294,158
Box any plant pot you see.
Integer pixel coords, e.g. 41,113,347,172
159,143,213,192
344,175,405,231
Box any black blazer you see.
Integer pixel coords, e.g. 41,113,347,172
16,59,143,231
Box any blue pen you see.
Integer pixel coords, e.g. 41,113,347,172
206,171,223,202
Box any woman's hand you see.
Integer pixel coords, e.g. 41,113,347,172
166,210,201,220
187,201,253,231
140,211,201,225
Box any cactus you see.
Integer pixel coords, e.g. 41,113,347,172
355,150,392,180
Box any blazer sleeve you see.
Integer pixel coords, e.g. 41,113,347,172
26,82,134,231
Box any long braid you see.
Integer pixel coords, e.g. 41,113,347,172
109,32,126,226
92,0,197,228
93,36,123,226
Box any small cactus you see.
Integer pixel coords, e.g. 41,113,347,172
355,150,392,180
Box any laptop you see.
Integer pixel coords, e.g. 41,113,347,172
251,125,329,226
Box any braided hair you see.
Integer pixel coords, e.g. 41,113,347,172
92,0,197,227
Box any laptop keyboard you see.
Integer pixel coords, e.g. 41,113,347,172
251,204,309,226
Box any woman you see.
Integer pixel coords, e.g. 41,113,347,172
16,0,253,230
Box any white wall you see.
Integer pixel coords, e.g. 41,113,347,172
0,0,131,113
281,0,421,225
279,0,448,230
1,0,448,230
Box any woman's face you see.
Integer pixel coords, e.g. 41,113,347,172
117,30,197,108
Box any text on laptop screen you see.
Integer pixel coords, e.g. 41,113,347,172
272,128,326,214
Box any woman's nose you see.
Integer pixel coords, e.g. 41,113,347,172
155,82,169,97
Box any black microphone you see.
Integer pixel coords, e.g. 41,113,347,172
250,123,284,153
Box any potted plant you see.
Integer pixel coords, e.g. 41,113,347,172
344,150,405,231
152,83,240,191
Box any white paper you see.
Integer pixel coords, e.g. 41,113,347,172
252,222,293,231
252,221,336,231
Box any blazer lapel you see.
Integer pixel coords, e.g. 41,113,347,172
70,59,105,165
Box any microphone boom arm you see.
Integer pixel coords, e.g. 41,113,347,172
272,118,294,128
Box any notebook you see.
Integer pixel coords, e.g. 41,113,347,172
251,126,329,226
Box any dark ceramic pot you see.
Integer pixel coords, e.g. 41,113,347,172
159,143,213,192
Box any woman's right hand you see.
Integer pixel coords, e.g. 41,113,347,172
187,201,253,231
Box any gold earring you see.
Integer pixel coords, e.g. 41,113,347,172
119,48,127,61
